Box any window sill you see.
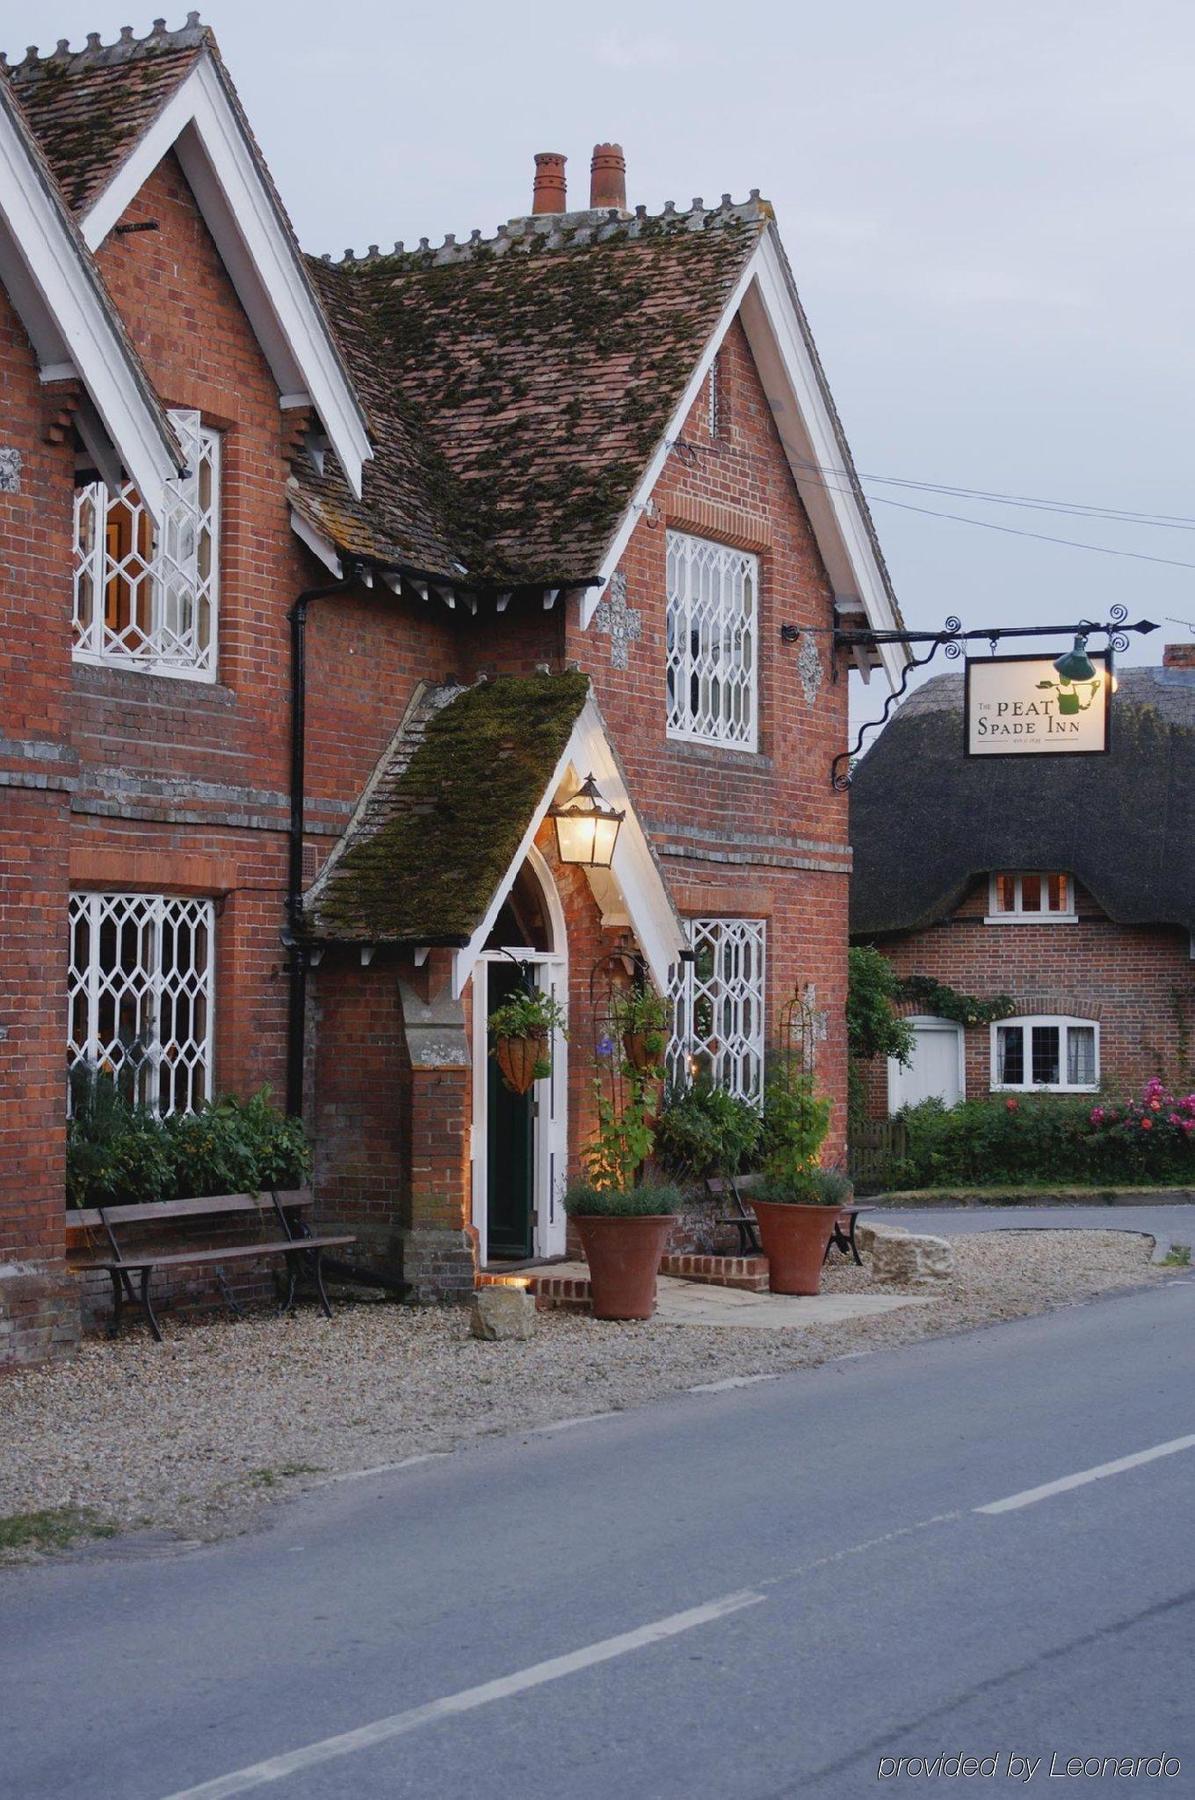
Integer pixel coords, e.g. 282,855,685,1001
72,651,217,686
665,733,767,766
983,914,1078,926
990,1084,1098,1096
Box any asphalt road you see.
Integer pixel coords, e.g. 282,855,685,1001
4,1278,1195,1799
859,1201,1195,1263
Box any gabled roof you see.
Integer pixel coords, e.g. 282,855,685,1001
0,68,181,511
2,20,205,215
305,671,685,993
850,665,1195,937
302,204,763,587
3,16,372,497
301,201,906,678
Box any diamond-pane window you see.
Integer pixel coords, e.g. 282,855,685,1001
666,532,757,749
667,918,766,1099
68,893,215,1115
73,409,219,679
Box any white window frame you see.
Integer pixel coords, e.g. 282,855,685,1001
990,1015,1099,1094
72,407,220,682
986,872,1076,924
668,917,766,1100
67,891,216,1116
666,530,758,751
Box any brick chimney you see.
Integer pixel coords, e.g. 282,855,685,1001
590,143,626,211
1163,641,1195,669
532,152,567,214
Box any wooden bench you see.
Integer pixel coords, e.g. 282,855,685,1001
704,1175,863,1267
71,1189,355,1342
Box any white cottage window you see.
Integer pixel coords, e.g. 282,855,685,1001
986,872,1075,922
666,531,757,749
668,918,766,1099
73,408,219,679
991,1015,1098,1093
68,892,215,1116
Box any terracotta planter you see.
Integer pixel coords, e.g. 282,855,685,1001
495,1033,545,1095
622,1030,663,1074
751,1198,839,1296
575,1213,678,1320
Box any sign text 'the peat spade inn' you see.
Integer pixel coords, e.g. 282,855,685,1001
965,652,1111,758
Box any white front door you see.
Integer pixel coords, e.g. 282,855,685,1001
888,1016,964,1112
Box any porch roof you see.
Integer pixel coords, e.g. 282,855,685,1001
303,672,590,947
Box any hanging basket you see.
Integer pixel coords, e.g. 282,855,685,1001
495,1033,546,1096
622,1030,663,1075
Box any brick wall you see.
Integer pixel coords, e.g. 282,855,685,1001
859,876,1195,1118
565,324,852,1159
0,278,81,1363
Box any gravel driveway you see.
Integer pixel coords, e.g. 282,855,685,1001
0,1230,1172,1555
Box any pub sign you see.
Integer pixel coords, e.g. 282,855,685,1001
964,651,1111,757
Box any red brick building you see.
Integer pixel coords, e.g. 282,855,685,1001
0,18,904,1362
850,654,1195,1118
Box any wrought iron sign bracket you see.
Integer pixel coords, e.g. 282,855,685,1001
780,606,1158,790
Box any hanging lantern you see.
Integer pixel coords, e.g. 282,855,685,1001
549,773,625,868
1053,634,1097,683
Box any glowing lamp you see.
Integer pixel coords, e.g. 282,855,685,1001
549,774,624,868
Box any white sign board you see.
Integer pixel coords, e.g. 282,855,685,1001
965,652,1110,757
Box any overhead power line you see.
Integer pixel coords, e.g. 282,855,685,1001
792,455,1195,531
792,465,1195,572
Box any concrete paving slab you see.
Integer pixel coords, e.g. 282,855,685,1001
537,1262,937,1330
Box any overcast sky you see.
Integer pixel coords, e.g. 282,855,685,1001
18,1,1195,690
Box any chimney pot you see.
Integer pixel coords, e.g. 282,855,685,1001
533,152,567,214
1163,641,1195,670
590,143,627,212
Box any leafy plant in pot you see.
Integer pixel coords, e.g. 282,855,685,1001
488,985,567,1096
563,1065,679,1320
752,1060,838,1295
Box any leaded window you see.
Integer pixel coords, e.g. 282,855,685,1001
668,918,766,1099
992,1016,1098,1093
68,893,215,1115
666,531,757,749
73,408,219,678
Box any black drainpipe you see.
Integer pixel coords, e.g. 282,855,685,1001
286,562,361,1116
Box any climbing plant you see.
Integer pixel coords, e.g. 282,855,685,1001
896,975,1018,1028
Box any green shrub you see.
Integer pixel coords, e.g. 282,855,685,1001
66,1073,311,1209
811,1167,854,1208
654,1083,764,1181
884,1081,1195,1190
762,1066,830,1184
562,1182,682,1218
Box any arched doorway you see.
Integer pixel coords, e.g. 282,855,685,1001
471,846,568,1265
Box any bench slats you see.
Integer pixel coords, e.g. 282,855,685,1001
69,1190,312,1231
76,1234,356,1273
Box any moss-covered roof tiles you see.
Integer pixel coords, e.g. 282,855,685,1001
299,202,767,585
306,671,590,944
3,21,207,215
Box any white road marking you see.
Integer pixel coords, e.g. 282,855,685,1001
158,1589,765,1799
689,1374,779,1393
529,1412,616,1433
317,1453,448,1486
976,1432,1195,1514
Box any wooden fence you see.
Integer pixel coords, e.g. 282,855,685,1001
848,1118,908,1191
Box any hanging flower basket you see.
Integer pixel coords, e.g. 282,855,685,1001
495,1033,547,1096
488,984,568,1096
622,1030,661,1073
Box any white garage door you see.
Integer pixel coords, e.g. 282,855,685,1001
888,1016,964,1113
